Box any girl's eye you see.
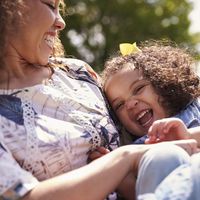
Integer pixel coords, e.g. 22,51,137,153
133,85,145,94
133,83,149,95
114,102,125,111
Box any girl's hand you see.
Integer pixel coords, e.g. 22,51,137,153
88,146,110,162
145,118,191,144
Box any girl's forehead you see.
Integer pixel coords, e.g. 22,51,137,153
122,63,136,71
118,65,144,80
119,63,143,76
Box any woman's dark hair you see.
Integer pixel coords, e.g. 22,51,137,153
102,40,200,116
0,0,66,71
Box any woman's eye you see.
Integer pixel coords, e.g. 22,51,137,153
46,2,56,10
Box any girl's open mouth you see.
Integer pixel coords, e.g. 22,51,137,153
136,109,153,128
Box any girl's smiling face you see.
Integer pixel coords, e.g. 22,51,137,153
104,66,169,136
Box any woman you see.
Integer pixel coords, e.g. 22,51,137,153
0,1,197,200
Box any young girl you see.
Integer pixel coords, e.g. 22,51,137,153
102,41,200,144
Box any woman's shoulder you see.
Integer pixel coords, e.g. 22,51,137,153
50,57,90,70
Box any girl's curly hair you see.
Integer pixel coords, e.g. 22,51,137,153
0,0,66,70
102,41,200,116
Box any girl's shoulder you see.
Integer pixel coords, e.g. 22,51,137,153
174,98,200,128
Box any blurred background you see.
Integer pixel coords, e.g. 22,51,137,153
60,0,200,72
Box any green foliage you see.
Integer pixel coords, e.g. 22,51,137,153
60,0,198,71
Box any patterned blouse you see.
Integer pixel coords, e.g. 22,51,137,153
0,58,119,200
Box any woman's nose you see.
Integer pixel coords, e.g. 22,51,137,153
125,98,138,110
55,13,66,31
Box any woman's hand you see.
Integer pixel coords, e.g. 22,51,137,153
145,118,191,144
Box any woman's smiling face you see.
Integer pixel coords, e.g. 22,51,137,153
104,66,168,136
7,0,65,65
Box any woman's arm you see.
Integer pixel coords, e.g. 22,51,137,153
22,140,197,200
188,127,200,148
23,145,145,200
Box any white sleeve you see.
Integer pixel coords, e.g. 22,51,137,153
0,142,39,200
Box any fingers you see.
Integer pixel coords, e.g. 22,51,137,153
88,151,103,161
147,118,184,143
97,146,110,154
147,120,167,143
88,147,110,162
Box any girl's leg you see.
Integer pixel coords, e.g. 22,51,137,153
189,152,200,200
138,152,200,200
136,145,191,196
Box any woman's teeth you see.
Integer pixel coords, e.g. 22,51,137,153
45,35,55,49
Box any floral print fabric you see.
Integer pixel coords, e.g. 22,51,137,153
0,58,119,199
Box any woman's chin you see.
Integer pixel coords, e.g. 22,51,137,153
38,57,50,66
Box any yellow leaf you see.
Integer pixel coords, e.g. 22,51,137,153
119,42,141,56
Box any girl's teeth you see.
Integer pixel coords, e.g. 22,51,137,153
136,110,149,121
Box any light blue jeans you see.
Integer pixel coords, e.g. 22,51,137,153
136,145,193,200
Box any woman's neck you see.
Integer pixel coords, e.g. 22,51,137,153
0,63,52,90
0,43,53,89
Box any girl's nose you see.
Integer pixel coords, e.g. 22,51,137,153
55,13,66,31
125,98,138,110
